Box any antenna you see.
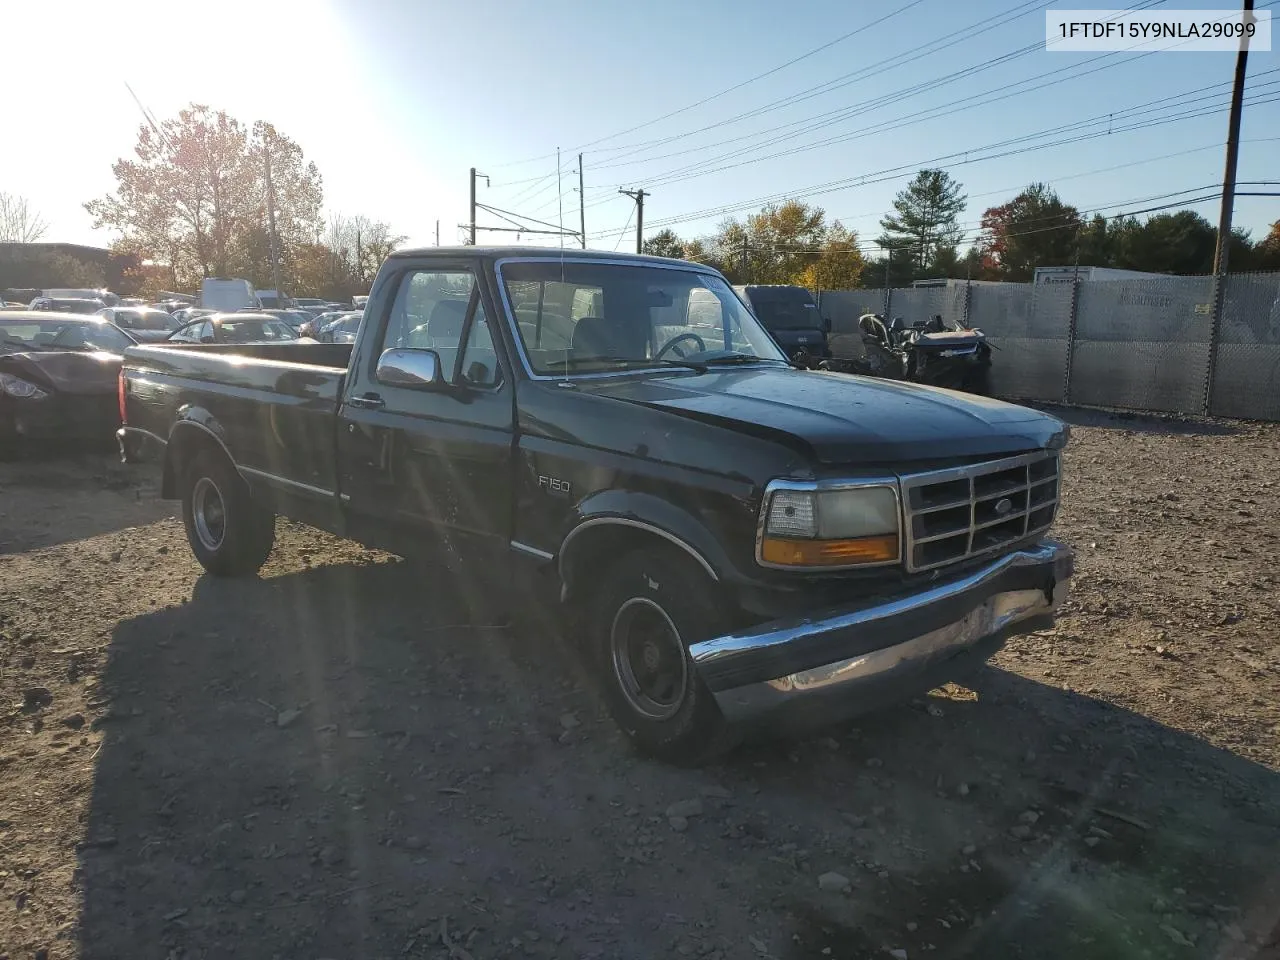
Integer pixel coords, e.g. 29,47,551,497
123,81,175,153
557,147,564,251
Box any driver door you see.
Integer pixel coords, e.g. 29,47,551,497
338,261,514,566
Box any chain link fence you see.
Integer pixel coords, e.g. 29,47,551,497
814,271,1280,421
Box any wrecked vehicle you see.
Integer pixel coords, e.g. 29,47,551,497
119,248,1071,763
820,313,994,394
1,311,136,448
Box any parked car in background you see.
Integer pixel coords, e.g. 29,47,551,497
2,312,136,447
42,288,119,307
254,289,294,309
292,298,329,315
733,284,829,363
96,306,183,343
300,310,346,338
28,297,107,314
172,307,215,326
316,311,362,343
168,313,300,344
150,300,189,314
118,297,148,307
251,308,313,332
200,277,258,312
351,295,369,310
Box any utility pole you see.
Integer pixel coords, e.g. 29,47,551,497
619,188,647,255
578,153,586,249
436,219,440,246
1212,0,1255,276
355,227,362,287
741,235,749,281
469,168,489,245
263,137,283,298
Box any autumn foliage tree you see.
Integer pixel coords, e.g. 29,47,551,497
978,183,1082,281
85,105,324,291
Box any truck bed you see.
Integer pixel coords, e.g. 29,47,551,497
121,342,353,502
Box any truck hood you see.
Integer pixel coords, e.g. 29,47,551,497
0,350,123,395
583,366,1065,464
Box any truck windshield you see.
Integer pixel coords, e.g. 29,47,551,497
501,261,786,375
747,289,821,329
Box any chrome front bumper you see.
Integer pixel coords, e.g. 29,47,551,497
690,540,1073,727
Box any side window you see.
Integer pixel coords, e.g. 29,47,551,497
459,300,500,387
383,270,475,378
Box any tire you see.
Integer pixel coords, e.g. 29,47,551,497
180,448,276,576
587,547,735,765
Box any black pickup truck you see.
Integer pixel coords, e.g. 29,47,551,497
119,248,1073,763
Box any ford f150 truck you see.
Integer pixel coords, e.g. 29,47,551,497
118,248,1073,763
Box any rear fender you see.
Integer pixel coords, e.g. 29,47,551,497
161,408,238,498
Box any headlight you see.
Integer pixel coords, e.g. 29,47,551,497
759,483,900,568
0,373,49,400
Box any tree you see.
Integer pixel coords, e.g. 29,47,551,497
978,183,1082,281
642,228,686,260
0,193,49,243
1257,220,1280,271
85,105,323,290
796,222,865,290
711,200,827,284
877,169,966,277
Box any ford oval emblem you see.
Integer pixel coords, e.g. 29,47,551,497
994,497,1014,516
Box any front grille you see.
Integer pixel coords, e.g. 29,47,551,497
900,451,1060,572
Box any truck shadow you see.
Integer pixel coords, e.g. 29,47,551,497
78,559,1280,959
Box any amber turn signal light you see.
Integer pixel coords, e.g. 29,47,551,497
759,534,899,567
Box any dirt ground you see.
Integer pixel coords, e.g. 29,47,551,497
1,409,1278,960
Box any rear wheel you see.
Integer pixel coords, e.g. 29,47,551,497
587,547,735,764
180,449,275,576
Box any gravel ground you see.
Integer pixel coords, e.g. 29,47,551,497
1,409,1278,960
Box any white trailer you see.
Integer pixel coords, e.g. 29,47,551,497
1033,266,1169,285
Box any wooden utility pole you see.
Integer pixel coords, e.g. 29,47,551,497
619,188,647,254
1212,0,1255,276
263,138,282,298
578,153,586,249
469,168,488,245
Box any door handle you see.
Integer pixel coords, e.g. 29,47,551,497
347,393,385,410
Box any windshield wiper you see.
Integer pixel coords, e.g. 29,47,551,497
686,351,784,366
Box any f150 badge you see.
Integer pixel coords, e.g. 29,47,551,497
538,475,572,496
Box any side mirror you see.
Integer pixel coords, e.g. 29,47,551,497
200,334,216,343
376,347,444,390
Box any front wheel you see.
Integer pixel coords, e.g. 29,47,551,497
588,547,735,764
180,449,276,576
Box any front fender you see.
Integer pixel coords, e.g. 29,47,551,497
558,489,742,587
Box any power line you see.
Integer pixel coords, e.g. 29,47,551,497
612,203,637,253
589,1,1270,195
492,0,935,169
588,0,1072,172
586,78,1280,237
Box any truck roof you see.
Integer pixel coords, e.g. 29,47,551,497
389,246,708,269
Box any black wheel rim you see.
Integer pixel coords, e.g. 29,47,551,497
610,597,689,721
192,476,226,551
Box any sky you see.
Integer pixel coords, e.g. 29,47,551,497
2,0,1277,257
